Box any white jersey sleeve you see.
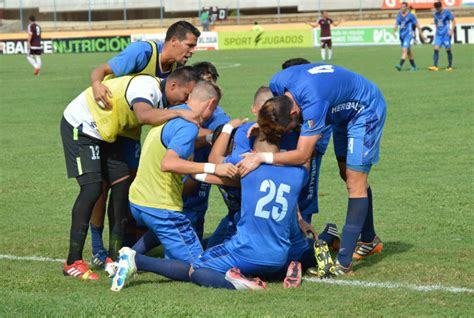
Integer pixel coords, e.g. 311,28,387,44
125,75,162,109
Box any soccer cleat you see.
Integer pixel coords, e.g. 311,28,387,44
34,68,40,76
225,268,267,290
321,223,340,251
63,260,99,280
283,261,302,288
409,67,417,71
446,67,453,71
334,260,353,276
428,66,439,71
91,250,113,270
111,247,137,292
313,239,335,278
353,236,384,261
105,261,119,278
395,65,402,71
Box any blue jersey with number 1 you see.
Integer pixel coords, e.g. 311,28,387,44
225,164,308,266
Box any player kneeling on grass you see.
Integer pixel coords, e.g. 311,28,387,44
60,67,198,280
111,96,309,291
111,81,238,291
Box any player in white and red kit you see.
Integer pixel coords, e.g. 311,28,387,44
307,11,342,61
26,16,42,76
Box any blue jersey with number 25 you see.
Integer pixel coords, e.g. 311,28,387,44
225,164,308,266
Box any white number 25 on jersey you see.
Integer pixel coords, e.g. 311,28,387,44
307,65,335,74
254,179,291,222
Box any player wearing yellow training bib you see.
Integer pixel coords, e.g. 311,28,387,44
60,67,199,281
112,81,239,291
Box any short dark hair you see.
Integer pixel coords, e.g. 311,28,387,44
401,1,408,7
434,1,442,9
282,58,310,70
167,66,200,84
165,21,201,42
258,96,293,145
192,61,219,82
28,15,36,22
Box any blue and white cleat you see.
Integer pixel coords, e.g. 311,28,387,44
111,247,137,292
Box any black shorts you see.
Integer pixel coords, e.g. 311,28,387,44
60,117,129,184
29,49,42,55
321,39,332,48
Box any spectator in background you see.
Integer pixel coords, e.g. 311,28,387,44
252,21,263,32
201,8,210,32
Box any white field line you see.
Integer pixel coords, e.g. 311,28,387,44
0,254,65,263
304,277,474,294
1,254,473,294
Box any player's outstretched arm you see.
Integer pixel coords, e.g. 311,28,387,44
162,149,238,178
305,22,318,28
91,64,114,109
192,173,240,187
194,128,213,150
237,134,319,176
133,102,202,126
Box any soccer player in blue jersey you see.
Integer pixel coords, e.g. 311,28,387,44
428,2,456,71
111,96,310,291
238,63,387,275
394,2,425,71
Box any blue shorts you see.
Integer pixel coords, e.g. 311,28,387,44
315,125,332,155
192,244,282,277
434,34,452,49
181,209,205,241
116,136,141,170
400,36,412,49
298,152,323,216
129,202,203,263
333,94,386,171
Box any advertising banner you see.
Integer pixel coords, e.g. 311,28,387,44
218,29,313,50
131,32,218,50
0,36,131,55
313,24,474,46
382,0,462,9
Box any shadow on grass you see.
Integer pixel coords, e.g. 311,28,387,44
127,277,175,288
353,240,414,271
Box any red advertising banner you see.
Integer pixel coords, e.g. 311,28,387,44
382,0,462,9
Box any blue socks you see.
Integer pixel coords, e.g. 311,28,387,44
434,50,439,66
132,230,160,254
338,198,369,267
361,187,376,243
135,254,191,282
90,223,105,255
191,268,235,289
447,50,453,67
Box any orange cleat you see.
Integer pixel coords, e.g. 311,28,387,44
353,236,384,261
283,261,302,288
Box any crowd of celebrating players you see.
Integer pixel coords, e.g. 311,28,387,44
58,0,456,291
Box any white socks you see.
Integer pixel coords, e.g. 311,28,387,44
26,55,41,69
321,49,326,60
328,49,333,60
35,55,42,69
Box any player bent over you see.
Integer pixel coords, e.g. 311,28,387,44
239,63,387,275
428,2,456,71
111,81,238,291
60,67,198,280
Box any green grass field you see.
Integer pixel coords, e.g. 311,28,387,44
0,44,473,316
